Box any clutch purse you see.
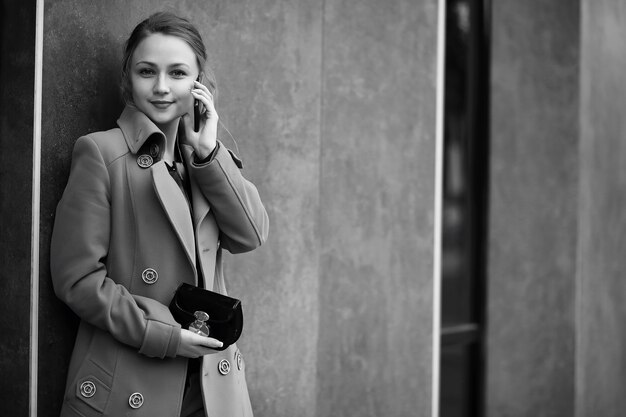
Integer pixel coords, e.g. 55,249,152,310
169,283,243,351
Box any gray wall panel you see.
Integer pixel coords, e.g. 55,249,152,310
578,0,626,415
209,2,323,416
488,1,579,416
318,0,438,416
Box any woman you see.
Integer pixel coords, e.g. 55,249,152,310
50,12,268,417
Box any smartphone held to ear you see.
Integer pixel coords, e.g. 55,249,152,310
193,74,205,132
193,99,201,132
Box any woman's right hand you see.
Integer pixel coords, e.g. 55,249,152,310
177,328,223,358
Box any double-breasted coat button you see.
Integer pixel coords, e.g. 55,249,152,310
218,359,231,375
129,392,144,409
137,154,153,168
79,381,96,398
235,351,243,370
149,143,160,158
141,268,158,284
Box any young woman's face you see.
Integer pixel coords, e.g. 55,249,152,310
130,33,200,130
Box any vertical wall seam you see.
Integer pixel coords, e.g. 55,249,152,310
30,0,44,416
316,0,326,416
574,1,585,415
432,0,446,416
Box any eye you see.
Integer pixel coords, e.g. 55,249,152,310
170,69,188,78
137,68,155,77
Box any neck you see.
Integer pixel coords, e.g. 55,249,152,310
157,118,180,164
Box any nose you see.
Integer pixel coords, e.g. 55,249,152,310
153,74,169,95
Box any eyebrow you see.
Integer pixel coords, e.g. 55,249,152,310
135,61,192,69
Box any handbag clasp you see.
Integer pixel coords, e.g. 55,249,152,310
189,310,210,337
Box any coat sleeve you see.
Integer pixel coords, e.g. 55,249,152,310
50,136,181,359
188,141,269,254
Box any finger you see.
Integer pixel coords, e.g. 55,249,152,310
201,337,224,349
194,80,213,98
191,88,213,107
189,332,223,348
191,90,215,113
191,87,214,104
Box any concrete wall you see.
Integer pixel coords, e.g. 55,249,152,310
490,0,626,415
577,1,626,415
317,1,437,415
34,1,439,416
487,1,580,416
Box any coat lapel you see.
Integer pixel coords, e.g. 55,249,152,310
118,106,197,271
180,144,211,228
151,161,197,269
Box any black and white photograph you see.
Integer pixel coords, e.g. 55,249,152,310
0,1,620,417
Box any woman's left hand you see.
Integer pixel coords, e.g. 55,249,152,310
181,80,218,159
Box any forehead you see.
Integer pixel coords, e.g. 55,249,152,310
132,33,197,67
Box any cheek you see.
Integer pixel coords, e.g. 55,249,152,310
130,77,150,99
178,86,195,107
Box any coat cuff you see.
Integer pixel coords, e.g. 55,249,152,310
191,141,243,169
192,142,219,165
138,320,181,358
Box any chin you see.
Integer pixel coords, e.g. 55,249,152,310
143,108,181,128
150,113,178,125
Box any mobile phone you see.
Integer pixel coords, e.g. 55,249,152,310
193,74,205,132
193,101,200,132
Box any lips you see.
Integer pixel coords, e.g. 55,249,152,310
150,100,174,109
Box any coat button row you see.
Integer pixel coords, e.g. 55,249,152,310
141,268,158,284
80,381,144,409
129,392,144,409
218,351,244,376
79,381,96,398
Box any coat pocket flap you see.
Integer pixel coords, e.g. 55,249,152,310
75,375,111,413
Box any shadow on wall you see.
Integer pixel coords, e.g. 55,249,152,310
43,14,124,153
39,13,125,415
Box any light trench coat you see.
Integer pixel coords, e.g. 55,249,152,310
50,106,269,417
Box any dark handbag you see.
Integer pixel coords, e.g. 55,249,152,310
169,283,243,351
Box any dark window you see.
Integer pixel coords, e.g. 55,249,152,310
440,0,490,416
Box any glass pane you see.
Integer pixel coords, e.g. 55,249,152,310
441,0,477,327
440,343,480,417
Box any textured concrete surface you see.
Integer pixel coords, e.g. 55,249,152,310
208,2,323,416
0,1,36,416
317,0,438,416
577,1,626,415
37,1,439,416
487,1,579,416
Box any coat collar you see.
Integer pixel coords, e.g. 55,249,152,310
117,105,166,155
